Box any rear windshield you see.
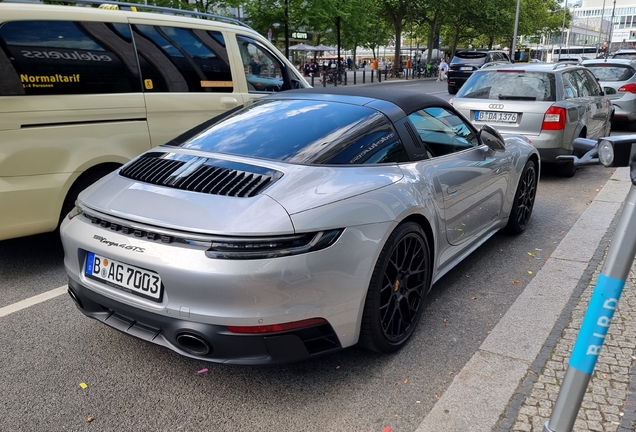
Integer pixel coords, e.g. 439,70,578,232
613,52,636,60
177,99,408,165
456,70,557,102
451,52,488,65
585,63,636,81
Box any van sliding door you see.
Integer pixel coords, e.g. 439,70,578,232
128,20,245,147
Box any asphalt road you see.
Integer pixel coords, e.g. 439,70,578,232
0,79,624,432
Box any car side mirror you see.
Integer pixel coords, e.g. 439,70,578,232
479,124,506,152
604,86,617,95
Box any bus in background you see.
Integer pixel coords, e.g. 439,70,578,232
548,46,599,62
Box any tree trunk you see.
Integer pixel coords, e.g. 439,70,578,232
452,23,461,58
393,20,402,76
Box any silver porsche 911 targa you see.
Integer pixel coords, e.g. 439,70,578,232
61,86,540,365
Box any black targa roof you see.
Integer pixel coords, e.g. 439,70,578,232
282,85,454,118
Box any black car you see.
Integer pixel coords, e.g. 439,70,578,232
447,50,511,94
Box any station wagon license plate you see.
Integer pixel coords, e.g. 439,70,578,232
85,252,162,300
475,111,518,123
459,66,473,71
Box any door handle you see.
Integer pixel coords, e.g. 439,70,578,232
446,185,461,196
220,97,239,109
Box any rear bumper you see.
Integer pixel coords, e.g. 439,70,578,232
501,131,570,164
67,278,342,365
447,73,471,88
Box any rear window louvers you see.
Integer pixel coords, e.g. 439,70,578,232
119,154,279,198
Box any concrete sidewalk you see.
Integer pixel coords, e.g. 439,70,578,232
415,167,635,432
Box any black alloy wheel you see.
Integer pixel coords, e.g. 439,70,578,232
506,160,537,234
359,222,431,353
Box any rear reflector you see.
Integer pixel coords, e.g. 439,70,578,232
227,318,327,334
542,106,567,130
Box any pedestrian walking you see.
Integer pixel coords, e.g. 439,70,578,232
437,58,448,81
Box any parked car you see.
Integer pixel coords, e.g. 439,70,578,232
60,86,539,365
451,63,613,177
612,49,636,60
582,58,636,128
0,1,308,241
556,56,592,62
446,50,511,94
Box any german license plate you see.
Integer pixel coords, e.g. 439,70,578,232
459,66,472,71
85,252,162,300
475,111,518,123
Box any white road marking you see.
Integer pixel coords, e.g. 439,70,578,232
0,285,67,318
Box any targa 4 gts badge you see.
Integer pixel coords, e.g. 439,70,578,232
93,235,145,253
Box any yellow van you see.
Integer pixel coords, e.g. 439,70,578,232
0,1,309,241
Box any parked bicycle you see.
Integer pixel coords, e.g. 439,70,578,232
324,66,344,84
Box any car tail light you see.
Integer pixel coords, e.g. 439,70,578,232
205,229,343,260
227,318,327,333
542,106,567,130
618,83,636,93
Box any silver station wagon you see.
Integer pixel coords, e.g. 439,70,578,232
451,63,613,177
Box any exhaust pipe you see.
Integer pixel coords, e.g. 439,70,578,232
175,332,212,356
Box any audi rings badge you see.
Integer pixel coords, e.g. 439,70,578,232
488,104,504,110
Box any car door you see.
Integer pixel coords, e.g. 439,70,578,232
561,71,590,142
565,69,605,137
407,106,512,246
581,68,611,137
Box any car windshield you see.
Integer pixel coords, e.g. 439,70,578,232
585,63,636,81
456,71,556,101
451,52,488,64
177,99,408,165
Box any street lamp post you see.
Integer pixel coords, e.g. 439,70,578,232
284,0,289,59
560,1,568,60
607,0,617,56
567,5,580,55
511,0,521,61
596,0,607,56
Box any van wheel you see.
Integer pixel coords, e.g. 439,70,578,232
59,167,117,225
358,222,432,353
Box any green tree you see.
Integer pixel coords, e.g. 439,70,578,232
380,0,412,74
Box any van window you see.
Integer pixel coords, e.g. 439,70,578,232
132,25,233,92
236,35,285,92
0,20,141,95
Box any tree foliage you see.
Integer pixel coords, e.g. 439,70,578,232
62,0,576,64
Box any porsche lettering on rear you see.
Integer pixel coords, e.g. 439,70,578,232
93,235,145,253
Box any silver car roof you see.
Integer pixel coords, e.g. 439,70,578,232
473,63,583,73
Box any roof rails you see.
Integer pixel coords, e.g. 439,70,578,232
2,0,252,29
